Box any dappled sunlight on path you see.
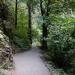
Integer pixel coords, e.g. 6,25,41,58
13,48,51,75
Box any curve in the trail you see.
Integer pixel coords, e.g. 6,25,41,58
13,48,51,75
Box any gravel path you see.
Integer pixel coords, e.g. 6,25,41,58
13,48,51,75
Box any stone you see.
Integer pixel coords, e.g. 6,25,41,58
0,30,13,74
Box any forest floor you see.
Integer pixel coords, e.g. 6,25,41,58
8,47,51,75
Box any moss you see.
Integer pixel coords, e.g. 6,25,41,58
0,30,14,75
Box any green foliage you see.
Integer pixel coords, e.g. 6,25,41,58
13,2,30,48
13,35,29,48
45,17,75,74
3,0,75,75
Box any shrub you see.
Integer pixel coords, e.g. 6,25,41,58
47,29,75,74
12,35,30,49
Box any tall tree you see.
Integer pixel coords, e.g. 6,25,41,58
27,3,32,47
40,0,50,50
0,0,9,34
27,0,36,47
15,0,17,28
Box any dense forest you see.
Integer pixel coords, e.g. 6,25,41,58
0,0,75,75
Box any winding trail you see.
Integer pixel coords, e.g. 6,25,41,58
13,48,51,75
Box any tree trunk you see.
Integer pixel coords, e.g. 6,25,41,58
42,24,48,50
40,0,47,50
27,4,32,47
40,0,50,50
0,0,7,34
15,0,17,28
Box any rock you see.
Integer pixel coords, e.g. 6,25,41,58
0,30,13,74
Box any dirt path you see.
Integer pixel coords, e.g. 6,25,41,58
12,48,51,75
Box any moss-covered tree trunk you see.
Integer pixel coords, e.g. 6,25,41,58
15,0,17,28
40,0,51,50
27,4,32,47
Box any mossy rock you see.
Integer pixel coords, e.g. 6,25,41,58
0,30,9,48
0,30,13,70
